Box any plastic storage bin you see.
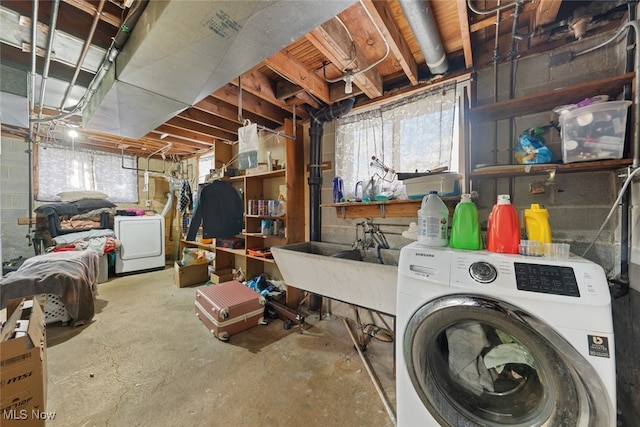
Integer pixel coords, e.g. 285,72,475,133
36,293,71,324
560,100,631,163
403,173,461,199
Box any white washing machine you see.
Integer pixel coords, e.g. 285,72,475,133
114,215,166,274
396,242,616,427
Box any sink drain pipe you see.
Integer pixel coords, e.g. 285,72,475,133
307,98,355,310
343,318,397,426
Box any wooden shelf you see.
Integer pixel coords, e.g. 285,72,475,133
246,254,276,263
180,239,215,251
215,119,304,309
227,168,285,181
470,73,634,122
216,247,245,256
470,158,633,178
323,198,459,219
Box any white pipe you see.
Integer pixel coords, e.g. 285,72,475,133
161,192,174,217
35,0,61,137
467,0,524,15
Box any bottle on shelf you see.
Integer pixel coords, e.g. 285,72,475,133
417,191,449,247
486,194,520,254
450,194,482,250
524,203,552,247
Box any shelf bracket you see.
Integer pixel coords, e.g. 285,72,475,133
380,204,386,218
341,206,346,219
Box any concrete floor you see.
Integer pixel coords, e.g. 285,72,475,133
44,266,396,426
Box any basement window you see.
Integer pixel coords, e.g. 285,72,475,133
198,151,215,184
335,80,467,198
36,143,138,203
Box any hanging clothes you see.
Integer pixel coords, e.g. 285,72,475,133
186,180,243,241
178,179,192,213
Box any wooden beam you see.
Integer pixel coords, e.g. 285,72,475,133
62,0,121,27
264,50,332,104
362,0,418,86
152,124,217,147
456,0,474,68
145,131,215,149
530,0,562,47
192,97,244,130
290,92,322,110
276,80,305,100
231,70,311,119
211,83,290,127
167,116,237,142
306,17,383,99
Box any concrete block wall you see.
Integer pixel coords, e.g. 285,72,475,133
0,135,35,263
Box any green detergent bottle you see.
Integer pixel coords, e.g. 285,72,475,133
450,194,483,250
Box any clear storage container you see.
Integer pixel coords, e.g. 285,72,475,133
560,100,631,163
403,173,461,199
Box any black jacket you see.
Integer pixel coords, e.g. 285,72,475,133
186,181,243,241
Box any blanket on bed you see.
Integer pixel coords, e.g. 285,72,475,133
0,250,99,323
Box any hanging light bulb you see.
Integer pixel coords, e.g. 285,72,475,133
343,73,354,94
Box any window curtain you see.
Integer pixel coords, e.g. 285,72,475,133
198,151,215,184
335,82,458,197
37,143,138,203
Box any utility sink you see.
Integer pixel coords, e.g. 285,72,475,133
271,242,400,315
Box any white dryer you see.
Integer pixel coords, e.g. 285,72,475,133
396,242,616,427
114,215,166,274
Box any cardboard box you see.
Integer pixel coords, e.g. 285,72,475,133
210,268,235,284
1,297,47,427
173,262,210,288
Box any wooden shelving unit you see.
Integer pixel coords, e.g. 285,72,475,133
468,72,635,186
218,119,304,308
469,159,633,178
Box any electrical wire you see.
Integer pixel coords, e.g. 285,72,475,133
325,0,390,84
582,167,640,257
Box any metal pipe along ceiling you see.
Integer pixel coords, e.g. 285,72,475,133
397,0,448,75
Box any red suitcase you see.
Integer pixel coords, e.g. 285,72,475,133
194,280,266,341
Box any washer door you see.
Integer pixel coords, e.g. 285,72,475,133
403,294,613,427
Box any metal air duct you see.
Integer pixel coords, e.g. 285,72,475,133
398,0,448,75
83,0,356,138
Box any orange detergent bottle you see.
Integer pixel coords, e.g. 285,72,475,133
486,194,521,254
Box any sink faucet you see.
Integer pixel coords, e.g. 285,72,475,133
355,218,390,264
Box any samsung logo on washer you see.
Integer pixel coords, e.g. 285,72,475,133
414,252,435,258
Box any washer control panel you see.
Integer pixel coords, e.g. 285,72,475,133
514,262,580,297
469,261,497,284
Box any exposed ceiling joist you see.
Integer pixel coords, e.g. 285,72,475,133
2,0,623,159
